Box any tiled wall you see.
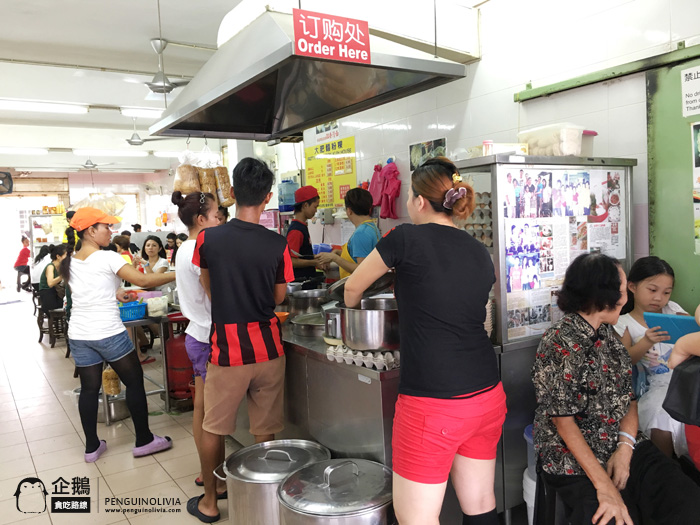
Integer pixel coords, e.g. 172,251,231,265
303,0,700,257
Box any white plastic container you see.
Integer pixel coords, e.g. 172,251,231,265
518,123,584,156
523,468,536,525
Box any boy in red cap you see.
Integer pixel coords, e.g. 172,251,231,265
286,185,323,280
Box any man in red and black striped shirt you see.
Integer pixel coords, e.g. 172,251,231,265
188,158,294,523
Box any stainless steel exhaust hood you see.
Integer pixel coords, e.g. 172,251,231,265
149,10,466,141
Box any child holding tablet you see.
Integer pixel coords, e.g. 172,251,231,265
614,256,687,457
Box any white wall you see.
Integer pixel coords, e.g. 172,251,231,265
302,0,700,258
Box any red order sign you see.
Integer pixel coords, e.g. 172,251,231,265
292,8,371,64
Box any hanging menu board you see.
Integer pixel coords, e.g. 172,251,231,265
500,165,627,340
304,136,357,208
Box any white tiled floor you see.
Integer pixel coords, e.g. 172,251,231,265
0,289,238,524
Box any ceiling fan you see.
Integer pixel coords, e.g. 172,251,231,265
126,118,171,146
58,158,116,171
144,0,189,96
145,39,189,94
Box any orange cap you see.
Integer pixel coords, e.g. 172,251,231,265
69,207,121,232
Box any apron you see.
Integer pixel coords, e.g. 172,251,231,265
339,220,380,279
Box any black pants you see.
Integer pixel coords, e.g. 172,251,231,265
544,440,700,524
15,265,30,290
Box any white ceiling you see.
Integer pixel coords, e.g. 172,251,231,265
0,0,240,171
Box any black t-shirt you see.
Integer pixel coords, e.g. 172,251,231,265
376,223,498,398
286,219,317,280
193,219,294,366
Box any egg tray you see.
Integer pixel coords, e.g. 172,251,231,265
326,345,400,370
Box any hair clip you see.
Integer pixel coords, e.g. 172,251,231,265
443,186,467,209
199,192,206,204
452,173,463,184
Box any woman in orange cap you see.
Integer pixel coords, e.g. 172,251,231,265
60,207,177,463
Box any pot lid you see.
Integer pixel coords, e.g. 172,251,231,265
223,440,330,483
327,272,394,302
291,313,325,326
278,459,392,516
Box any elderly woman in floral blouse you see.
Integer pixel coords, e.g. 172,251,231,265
532,253,700,525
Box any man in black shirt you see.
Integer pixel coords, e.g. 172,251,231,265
188,158,294,523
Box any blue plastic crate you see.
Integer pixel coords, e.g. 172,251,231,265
119,301,146,321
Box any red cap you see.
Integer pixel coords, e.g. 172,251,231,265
69,207,121,232
294,185,319,204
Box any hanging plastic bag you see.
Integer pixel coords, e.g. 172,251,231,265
173,150,201,195
214,166,235,207
102,366,121,396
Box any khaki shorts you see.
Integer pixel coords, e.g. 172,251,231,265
202,355,286,436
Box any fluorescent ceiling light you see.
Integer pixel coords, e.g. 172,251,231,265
0,147,49,155
73,149,149,158
120,107,164,119
0,99,88,114
153,151,182,158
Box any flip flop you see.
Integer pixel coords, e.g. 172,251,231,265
140,356,156,364
85,440,107,463
132,435,172,457
186,495,220,523
217,491,227,500
195,476,204,486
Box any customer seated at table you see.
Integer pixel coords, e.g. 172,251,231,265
13,236,31,292
532,253,700,525
39,244,67,313
61,207,175,463
30,245,52,291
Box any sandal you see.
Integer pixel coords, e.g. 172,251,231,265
195,476,204,486
140,356,156,365
217,491,227,500
84,440,107,463
186,495,220,523
133,435,172,457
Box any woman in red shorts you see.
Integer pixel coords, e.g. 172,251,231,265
346,157,506,525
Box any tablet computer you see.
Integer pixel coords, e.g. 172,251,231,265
642,312,700,344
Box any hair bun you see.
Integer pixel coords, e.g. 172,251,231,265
171,191,184,206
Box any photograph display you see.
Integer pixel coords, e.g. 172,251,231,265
500,166,627,341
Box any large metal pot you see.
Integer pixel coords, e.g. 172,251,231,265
217,439,330,525
72,388,129,423
340,298,399,351
289,289,331,319
278,459,395,525
291,313,325,338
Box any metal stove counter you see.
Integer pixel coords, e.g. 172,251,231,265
233,326,399,466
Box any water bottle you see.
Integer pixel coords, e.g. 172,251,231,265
278,179,299,212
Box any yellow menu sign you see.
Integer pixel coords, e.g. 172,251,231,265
304,136,357,207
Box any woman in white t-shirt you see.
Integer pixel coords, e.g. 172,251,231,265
30,245,52,288
133,236,169,277
61,207,176,463
614,256,687,457
172,190,226,493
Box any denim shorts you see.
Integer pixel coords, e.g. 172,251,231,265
69,330,134,367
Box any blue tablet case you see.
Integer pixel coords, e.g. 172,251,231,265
643,312,700,344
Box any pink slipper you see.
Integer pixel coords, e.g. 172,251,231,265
133,435,172,457
85,440,107,463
